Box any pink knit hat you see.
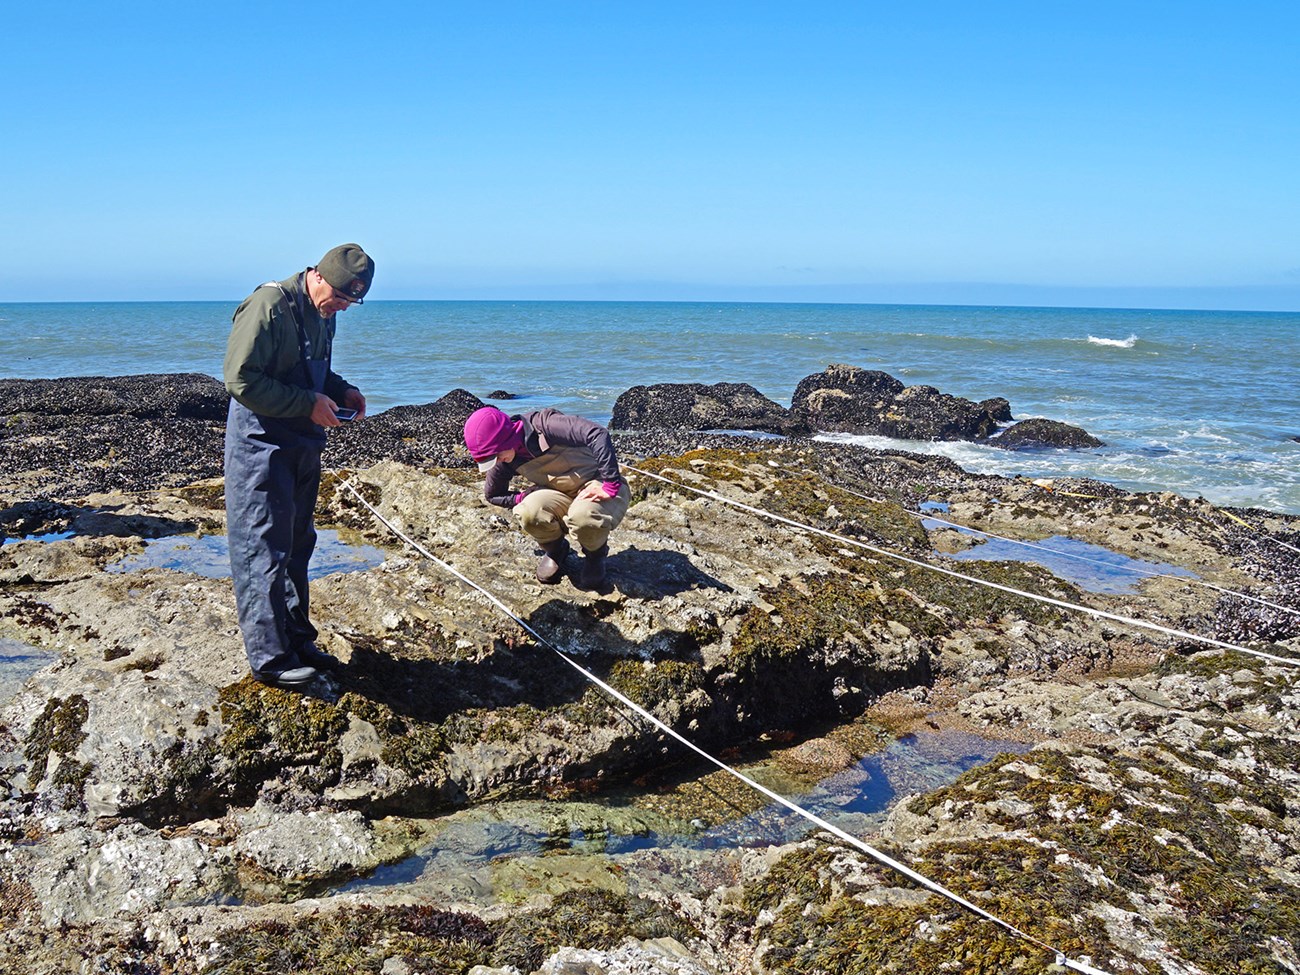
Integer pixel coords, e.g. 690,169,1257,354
463,406,523,470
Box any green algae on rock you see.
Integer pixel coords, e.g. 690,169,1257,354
1,390,1297,974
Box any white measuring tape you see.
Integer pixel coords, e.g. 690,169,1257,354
328,470,1117,975
625,464,1300,669
917,509,1300,619
759,458,1300,620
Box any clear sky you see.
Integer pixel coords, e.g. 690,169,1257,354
4,1,1298,309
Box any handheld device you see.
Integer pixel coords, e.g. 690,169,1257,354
334,407,358,421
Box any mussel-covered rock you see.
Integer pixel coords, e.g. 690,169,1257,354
791,364,1000,441
611,381,808,435
991,417,1104,450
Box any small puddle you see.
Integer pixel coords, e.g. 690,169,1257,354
330,728,1026,901
692,727,1029,848
921,506,1196,594
106,530,386,580
0,638,58,707
1,530,76,546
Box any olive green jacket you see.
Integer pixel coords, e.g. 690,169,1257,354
223,272,354,418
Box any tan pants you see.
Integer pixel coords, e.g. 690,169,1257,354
515,481,631,552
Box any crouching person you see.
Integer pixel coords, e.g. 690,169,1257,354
463,405,630,588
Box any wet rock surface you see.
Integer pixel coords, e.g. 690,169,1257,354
791,363,1003,441
1,374,1298,974
611,382,809,435
0,374,230,498
991,416,1106,450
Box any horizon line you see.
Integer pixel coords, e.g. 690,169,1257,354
2,294,1297,315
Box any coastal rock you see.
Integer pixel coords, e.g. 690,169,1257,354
233,804,381,886
538,939,714,975
790,364,1000,441
978,396,1013,422
0,374,229,497
0,453,952,840
14,821,237,926
2,372,1299,974
324,387,484,469
991,417,1104,450
610,382,809,435
0,372,228,420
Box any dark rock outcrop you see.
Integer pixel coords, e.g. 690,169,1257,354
0,373,228,420
991,418,1105,450
979,396,1013,422
611,382,808,435
0,374,230,496
791,364,999,441
324,388,484,469
0,375,485,497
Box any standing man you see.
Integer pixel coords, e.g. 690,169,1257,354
223,243,374,689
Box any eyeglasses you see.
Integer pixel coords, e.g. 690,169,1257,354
317,271,364,305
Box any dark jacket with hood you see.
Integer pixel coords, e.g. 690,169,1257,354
482,408,621,507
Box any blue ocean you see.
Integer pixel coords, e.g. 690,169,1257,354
1,300,1296,514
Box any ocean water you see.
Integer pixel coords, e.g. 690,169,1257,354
2,300,1297,514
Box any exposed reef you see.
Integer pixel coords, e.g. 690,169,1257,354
0,374,1297,974
609,364,1103,448
611,381,810,436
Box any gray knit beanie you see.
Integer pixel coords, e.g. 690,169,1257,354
316,243,374,302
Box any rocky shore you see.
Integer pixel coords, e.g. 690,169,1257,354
1,372,1298,975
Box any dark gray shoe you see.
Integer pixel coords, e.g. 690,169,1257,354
252,665,318,689
536,537,570,584
295,643,342,671
577,543,609,589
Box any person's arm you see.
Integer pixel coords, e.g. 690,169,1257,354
483,460,525,507
223,292,317,418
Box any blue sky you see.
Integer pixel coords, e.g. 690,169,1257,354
4,2,1298,309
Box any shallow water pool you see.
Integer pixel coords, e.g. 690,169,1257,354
0,530,77,546
0,638,58,708
923,518,1197,594
105,529,386,580
330,727,1028,901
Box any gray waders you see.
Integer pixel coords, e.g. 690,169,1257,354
225,280,330,677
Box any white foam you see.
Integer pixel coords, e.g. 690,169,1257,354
1086,333,1138,349
1176,425,1232,443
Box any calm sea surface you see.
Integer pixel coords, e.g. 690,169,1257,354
2,300,1297,513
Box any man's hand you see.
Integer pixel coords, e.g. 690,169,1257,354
311,393,342,427
342,388,367,420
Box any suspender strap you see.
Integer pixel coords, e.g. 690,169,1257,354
260,275,324,389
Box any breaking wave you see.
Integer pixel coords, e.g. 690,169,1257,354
1086,333,1138,348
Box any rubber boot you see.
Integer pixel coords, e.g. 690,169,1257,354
252,665,318,690
577,543,609,589
536,537,570,584
295,642,343,671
